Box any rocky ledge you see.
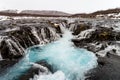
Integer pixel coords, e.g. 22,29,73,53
0,18,68,60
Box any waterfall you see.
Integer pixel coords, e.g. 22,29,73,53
76,29,95,39
46,27,60,41
0,18,99,80
30,29,98,80
30,26,60,45
0,53,2,60
0,26,97,80
59,22,66,33
114,22,120,32
0,36,7,60
6,39,25,55
0,22,63,59
69,23,76,32
31,27,42,44
0,36,3,60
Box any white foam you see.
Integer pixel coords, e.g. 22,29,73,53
77,29,95,39
96,44,120,57
31,71,67,80
114,22,120,32
30,29,97,80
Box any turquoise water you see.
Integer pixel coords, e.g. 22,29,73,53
0,30,97,80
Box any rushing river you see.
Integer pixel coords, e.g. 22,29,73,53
0,30,97,80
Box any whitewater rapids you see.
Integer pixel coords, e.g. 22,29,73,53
0,29,97,80
30,30,98,80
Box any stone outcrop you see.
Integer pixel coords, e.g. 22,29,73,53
69,22,92,35
19,60,51,80
0,19,67,60
70,19,120,57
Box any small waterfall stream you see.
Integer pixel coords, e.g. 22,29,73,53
30,29,97,80
0,24,98,80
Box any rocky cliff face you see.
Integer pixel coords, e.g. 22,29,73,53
0,18,68,60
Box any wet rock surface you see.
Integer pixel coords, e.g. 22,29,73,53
19,60,51,80
0,59,18,74
86,54,120,80
0,19,66,60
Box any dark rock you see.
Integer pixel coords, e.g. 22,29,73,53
90,27,120,41
19,60,51,80
0,39,23,60
0,19,63,60
112,49,116,53
86,54,120,80
72,23,91,35
0,59,18,74
19,67,40,80
36,60,53,72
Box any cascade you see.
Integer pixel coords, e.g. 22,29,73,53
0,21,97,80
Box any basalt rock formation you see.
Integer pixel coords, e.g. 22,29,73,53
0,17,120,80
0,19,68,60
